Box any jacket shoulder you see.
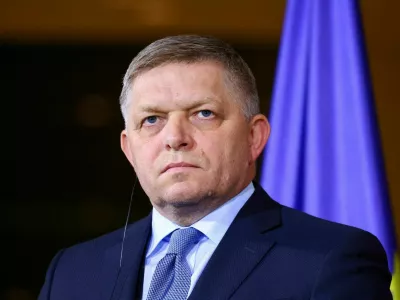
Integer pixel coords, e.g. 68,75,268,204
279,205,384,254
62,215,150,257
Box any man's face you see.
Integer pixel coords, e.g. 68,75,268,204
121,62,268,211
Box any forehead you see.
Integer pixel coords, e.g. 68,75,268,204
128,62,230,106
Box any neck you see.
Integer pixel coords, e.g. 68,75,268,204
154,196,226,226
153,179,254,226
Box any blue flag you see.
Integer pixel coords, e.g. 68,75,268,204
259,0,397,286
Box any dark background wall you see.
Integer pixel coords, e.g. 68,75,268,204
5,0,400,299
9,43,277,299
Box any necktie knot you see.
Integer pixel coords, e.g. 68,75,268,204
167,227,201,256
146,227,201,300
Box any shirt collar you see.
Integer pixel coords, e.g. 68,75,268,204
146,208,181,258
191,182,255,245
146,182,255,258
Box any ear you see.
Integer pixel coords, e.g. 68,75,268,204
248,114,271,163
121,129,135,167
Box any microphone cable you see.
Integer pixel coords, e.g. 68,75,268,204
119,174,138,267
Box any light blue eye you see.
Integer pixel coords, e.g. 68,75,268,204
145,116,158,124
199,110,213,118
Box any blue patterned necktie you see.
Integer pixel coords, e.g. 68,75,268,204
146,227,201,300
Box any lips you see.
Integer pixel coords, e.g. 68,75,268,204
161,162,198,173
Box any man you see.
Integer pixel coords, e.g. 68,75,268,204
39,35,392,300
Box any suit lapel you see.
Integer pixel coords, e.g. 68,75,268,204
188,184,282,300
104,215,151,300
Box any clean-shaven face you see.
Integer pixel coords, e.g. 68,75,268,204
121,62,266,215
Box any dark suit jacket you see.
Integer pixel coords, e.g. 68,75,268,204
39,183,392,300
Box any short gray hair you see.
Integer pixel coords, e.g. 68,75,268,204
120,35,260,123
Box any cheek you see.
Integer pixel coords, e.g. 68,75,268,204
224,131,252,165
130,139,159,171
200,133,249,169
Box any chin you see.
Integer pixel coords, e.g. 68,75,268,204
161,181,213,204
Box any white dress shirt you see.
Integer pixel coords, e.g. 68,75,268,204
141,182,255,300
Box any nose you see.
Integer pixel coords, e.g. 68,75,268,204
163,115,194,151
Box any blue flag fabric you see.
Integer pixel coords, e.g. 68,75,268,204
259,0,396,271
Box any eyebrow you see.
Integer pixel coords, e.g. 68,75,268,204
137,97,220,114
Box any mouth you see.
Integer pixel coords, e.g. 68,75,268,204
161,162,199,173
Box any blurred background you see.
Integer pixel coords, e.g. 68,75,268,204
4,0,399,299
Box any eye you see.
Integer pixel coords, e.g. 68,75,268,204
143,115,158,125
197,110,214,119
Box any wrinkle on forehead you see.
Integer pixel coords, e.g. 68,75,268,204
135,97,223,114
127,62,232,112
